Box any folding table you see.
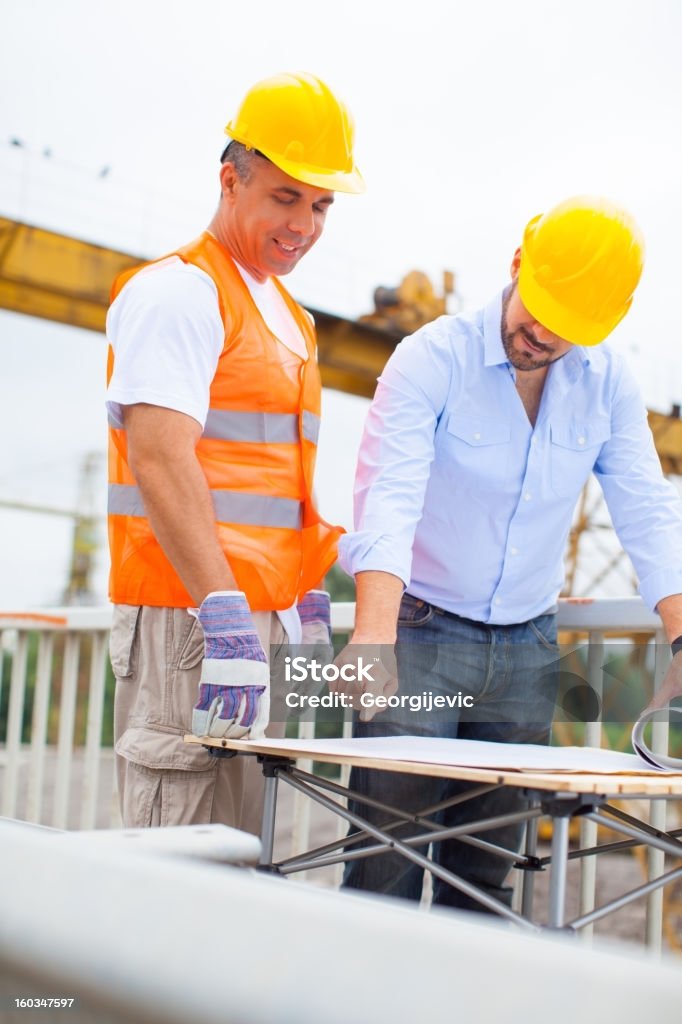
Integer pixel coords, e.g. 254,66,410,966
185,733,682,933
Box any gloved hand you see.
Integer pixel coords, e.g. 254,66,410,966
294,590,334,696
191,591,269,740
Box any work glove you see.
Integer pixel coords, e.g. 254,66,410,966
190,591,269,740
293,590,334,696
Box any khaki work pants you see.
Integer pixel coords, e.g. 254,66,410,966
111,604,286,834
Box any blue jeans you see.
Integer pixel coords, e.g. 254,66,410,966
342,593,560,913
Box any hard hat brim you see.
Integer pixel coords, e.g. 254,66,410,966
224,129,366,194
272,153,366,194
518,257,629,347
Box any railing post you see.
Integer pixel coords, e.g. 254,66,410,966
646,629,669,953
2,630,29,818
81,630,109,829
26,631,54,823
52,632,80,829
579,630,604,941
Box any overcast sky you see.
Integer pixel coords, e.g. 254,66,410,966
1,0,681,606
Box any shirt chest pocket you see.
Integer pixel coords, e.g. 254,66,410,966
443,413,512,490
549,418,611,498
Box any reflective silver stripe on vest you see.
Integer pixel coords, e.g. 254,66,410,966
302,410,320,444
108,484,147,517
203,410,299,444
211,491,302,529
110,408,320,446
109,483,302,530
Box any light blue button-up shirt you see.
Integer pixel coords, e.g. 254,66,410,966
339,290,682,624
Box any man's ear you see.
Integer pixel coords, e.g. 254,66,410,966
219,161,239,200
510,247,522,280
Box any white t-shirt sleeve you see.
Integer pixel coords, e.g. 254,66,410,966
106,257,224,429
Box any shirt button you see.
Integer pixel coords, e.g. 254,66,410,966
511,547,519,555
494,597,502,605
577,436,586,446
524,492,532,501
530,437,537,446
473,432,481,440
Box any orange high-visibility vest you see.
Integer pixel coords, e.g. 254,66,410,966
107,232,342,610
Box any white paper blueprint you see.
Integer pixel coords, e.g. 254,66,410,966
252,734,681,774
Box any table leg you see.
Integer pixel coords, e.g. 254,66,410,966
548,815,571,929
259,764,280,868
520,815,539,921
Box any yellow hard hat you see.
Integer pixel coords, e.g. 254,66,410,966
518,195,644,346
224,72,365,194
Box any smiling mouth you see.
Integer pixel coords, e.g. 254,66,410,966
274,239,301,255
519,329,551,355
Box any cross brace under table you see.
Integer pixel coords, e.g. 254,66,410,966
205,744,682,934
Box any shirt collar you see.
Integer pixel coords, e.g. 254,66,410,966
483,290,508,367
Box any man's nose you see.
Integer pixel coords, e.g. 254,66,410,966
287,206,316,237
529,320,556,346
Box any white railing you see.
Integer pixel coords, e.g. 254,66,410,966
0,608,113,829
0,599,676,950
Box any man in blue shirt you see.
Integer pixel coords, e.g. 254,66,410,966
336,195,682,913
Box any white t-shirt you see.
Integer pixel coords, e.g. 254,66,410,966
233,262,310,363
106,254,309,640
106,255,308,429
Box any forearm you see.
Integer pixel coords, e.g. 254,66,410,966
352,570,404,643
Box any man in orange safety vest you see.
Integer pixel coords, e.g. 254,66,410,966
106,72,364,830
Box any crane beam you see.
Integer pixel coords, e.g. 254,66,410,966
0,217,401,397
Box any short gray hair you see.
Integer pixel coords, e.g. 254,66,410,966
220,140,261,183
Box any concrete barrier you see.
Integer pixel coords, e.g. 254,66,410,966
0,817,680,1024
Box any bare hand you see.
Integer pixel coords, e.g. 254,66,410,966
330,638,398,722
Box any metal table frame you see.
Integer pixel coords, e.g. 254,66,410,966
193,738,682,933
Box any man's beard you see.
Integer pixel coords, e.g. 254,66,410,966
501,286,562,371
502,326,558,370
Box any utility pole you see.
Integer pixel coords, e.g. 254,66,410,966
63,452,101,605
